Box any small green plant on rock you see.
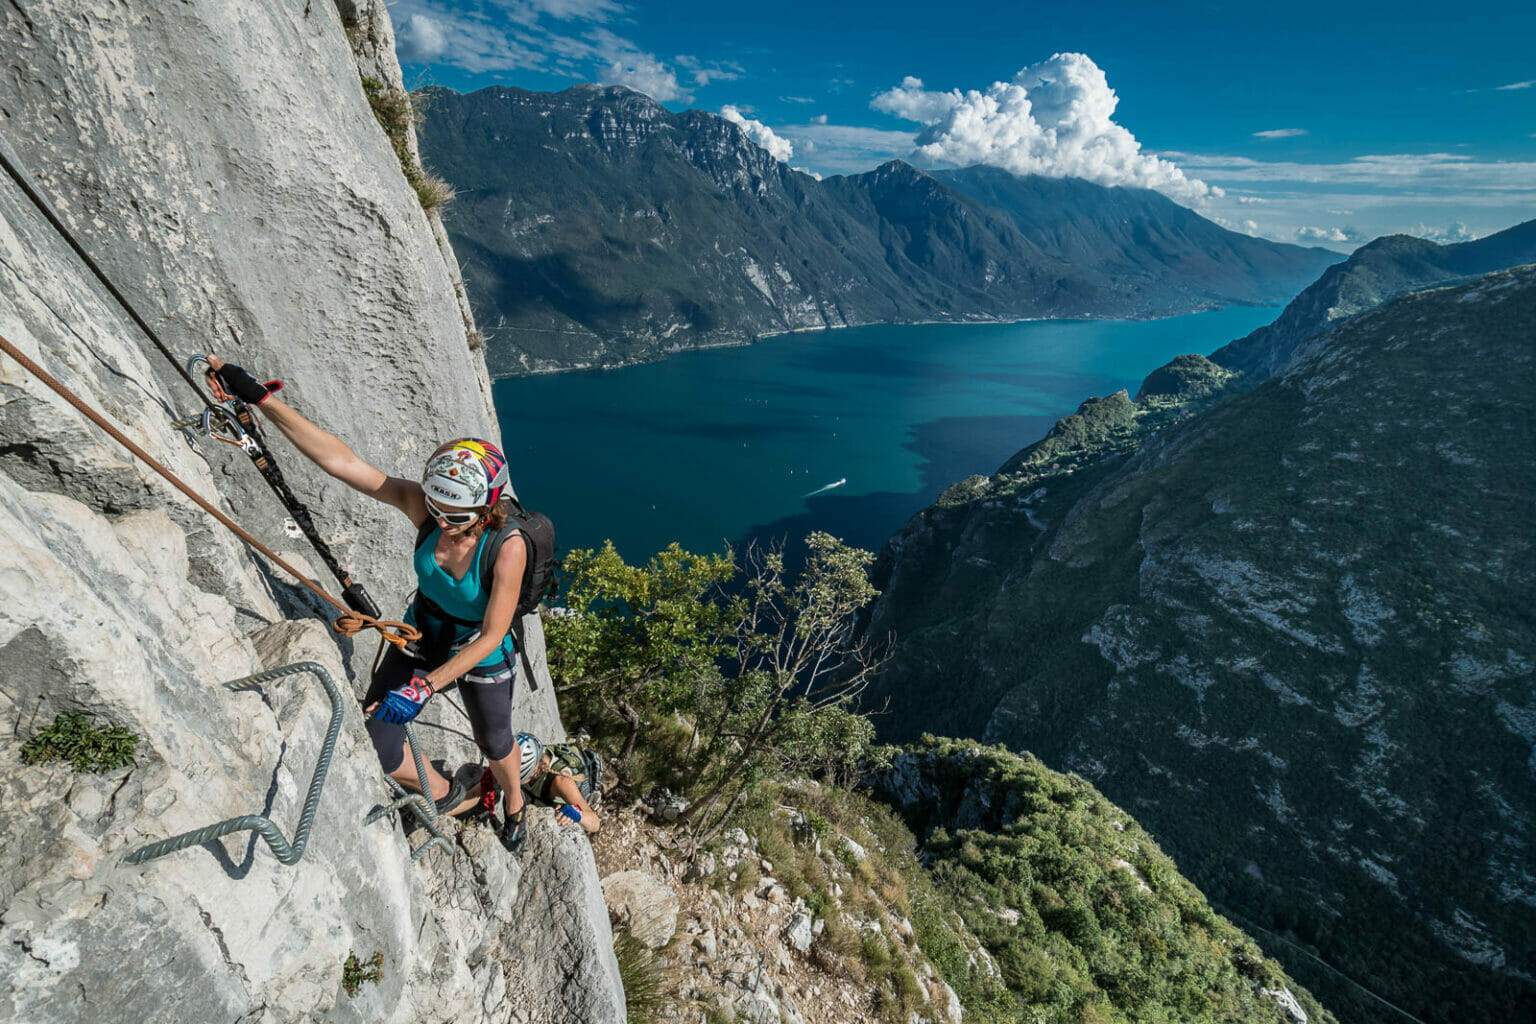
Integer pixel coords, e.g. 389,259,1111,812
20,712,138,773
359,76,454,211
341,951,384,997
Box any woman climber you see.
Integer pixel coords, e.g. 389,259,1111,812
206,357,532,855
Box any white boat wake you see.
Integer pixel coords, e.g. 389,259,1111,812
803,478,847,499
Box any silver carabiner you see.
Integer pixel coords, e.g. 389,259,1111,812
201,405,260,454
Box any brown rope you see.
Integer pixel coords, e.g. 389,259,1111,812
0,332,419,649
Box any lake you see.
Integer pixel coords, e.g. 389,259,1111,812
492,306,1276,564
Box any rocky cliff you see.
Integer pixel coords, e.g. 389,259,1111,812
413,85,1337,375
863,265,1536,1023
0,2,621,1021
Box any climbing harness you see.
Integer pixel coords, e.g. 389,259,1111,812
122,662,343,866
0,332,418,649
0,141,380,620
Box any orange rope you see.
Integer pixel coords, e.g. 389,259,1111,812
0,332,419,650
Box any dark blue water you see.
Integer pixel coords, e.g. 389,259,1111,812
493,307,1274,563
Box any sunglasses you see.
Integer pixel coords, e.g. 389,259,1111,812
425,495,484,526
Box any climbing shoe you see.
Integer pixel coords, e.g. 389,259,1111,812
466,767,500,822
498,803,527,857
433,776,468,816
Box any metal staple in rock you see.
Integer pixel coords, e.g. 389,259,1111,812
122,661,344,866
362,722,451,861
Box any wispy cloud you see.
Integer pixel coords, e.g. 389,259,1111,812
676,55,744,88
870,54,1216,204
1158,151,1536,193
393,0,738,105
779,96,816,104
1253,128,1307,139
778,122,918,176
1495,80,1535,91
395,2,553,74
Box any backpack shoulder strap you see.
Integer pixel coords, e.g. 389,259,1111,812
414,519,436,551
477,520,521,583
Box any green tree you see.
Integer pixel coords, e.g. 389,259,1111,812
546,532,890,835
546,541,736,770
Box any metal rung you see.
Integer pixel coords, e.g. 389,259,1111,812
122,661,343,866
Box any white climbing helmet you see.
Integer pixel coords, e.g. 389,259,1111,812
421,438,511,509
514,732,544,784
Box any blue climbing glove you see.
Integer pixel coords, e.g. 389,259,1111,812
558,804,582,824
212,362,283,405
375,670,434,724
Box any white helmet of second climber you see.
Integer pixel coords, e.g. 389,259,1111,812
514,732,544,784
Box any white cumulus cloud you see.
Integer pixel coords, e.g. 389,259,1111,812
721,106,793,161
1297,226,1353,242
1411,221,1478,243
870,54,1216,204
1253,128,1308,139
397,14,449,63
600,55,685,101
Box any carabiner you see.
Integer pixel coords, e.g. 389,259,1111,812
188,352,235,404
202,405,259,454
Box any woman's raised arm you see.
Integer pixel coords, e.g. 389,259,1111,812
207,356,426,523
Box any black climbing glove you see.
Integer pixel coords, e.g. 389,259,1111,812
212,362,283,405
498,803,527,857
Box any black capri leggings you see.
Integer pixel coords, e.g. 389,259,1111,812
364,645,517,773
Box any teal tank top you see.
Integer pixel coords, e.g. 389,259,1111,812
408,525,512,668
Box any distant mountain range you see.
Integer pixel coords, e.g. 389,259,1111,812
1212,219,1536,379
414,85,1338,375
861,232,1536,1023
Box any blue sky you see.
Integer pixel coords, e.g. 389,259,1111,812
391,0,1535,251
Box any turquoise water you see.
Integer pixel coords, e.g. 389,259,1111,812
493,307,1275,563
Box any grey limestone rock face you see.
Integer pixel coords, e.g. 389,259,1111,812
783,912,813,953
1,0,495,683
0,1,621,1022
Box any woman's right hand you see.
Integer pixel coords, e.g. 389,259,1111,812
204,355,283,405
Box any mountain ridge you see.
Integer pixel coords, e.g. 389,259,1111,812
415,84,1337,375
1211,218,1536,379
